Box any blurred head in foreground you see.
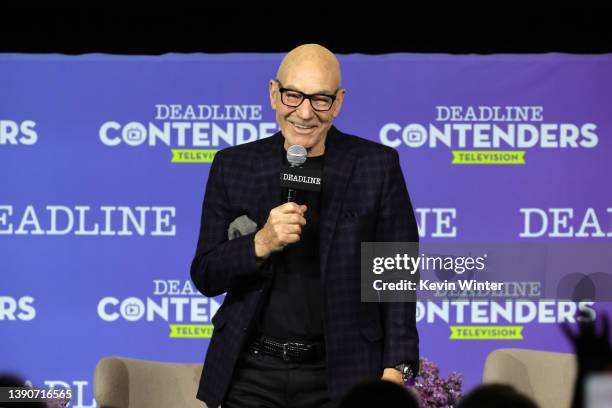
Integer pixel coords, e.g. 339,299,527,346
338,379,419,408
457,383,538,408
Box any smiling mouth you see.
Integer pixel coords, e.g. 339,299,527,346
288,120,317,130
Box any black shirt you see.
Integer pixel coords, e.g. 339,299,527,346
258,150,325,342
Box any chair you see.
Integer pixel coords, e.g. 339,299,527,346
94,357,206,408
482,348,576,408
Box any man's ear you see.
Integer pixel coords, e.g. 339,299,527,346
332,88,347,118
269,80,278,110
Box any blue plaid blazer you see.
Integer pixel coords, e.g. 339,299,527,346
191,126,419,407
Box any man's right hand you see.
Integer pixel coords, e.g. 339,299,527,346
254,202,307,260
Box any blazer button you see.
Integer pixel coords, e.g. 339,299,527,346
242,327,247,331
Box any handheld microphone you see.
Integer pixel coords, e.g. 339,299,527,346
285,145,307,202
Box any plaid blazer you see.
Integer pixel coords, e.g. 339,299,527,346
191,126,419,407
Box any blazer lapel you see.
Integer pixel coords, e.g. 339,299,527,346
255,132,284,227
319,127,357,279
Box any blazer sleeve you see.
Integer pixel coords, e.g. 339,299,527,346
190,151,271,297
376,149,420,371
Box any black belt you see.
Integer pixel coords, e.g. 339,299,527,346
249,336,325,363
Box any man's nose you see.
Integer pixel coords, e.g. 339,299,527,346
296,98,315,120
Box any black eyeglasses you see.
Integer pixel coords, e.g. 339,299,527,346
275,79,338,112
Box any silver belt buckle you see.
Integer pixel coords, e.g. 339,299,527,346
282,343,289,361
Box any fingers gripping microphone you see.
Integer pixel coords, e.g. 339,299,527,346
286,145,307,202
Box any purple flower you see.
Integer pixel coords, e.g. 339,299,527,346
410,357,463,408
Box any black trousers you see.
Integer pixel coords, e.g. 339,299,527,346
222,347,334,408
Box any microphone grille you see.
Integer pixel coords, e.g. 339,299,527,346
287,145,307,166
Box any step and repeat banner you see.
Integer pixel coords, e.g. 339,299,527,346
1,53,611,406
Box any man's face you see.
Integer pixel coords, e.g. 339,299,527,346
269,62,345,156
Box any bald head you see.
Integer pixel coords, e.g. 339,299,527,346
277,44,342,89
270,44,346,156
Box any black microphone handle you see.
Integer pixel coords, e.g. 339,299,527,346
286,163,301,202
287,188,297,202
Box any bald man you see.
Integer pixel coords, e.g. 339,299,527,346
191,44,419,408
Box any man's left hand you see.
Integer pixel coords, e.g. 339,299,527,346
381,368,404,386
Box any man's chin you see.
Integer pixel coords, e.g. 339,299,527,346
284,134,315,149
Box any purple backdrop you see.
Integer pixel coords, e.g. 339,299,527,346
1,53,611,407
